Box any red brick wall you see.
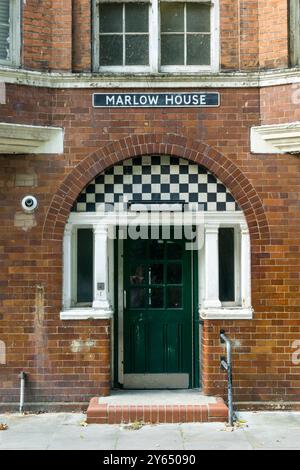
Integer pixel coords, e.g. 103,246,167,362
72,0,92,72
258,0,289,69
0,84,299,407
260,84,300,124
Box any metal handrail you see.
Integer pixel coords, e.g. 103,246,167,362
220,330,234,426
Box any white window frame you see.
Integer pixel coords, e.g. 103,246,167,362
61,211,252,321
0,0,21,67
290,0,300,67
93,0,219,73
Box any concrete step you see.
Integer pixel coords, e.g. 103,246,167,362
87,390,228,424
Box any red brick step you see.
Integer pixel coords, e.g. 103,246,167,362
87,395,228,424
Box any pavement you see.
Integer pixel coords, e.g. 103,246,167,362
0,411,300,450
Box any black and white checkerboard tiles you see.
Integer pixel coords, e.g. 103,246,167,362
73,155,240,212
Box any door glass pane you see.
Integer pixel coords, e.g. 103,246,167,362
149,264,164,284
167,242,183,260
99,4,123,33
149,240,164,260
131,239,148,259
161,3,184,32
161,35,184,65
150,288,164,308
219,228,235,302
167,287,182,308
187,34,210,66
100,35,123,66
77,229,93,303
130,265,146,285
187,4,210,33
125,4,148,32
167,264,182,284
130,288,147,308
126,35,149,65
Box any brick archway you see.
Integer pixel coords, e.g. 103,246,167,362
43,133,270,243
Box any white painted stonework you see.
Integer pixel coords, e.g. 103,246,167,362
0,123,64,154
251,122,300,154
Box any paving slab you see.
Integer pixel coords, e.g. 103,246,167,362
0,412,300,450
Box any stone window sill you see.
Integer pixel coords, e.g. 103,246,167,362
60,308,113,320
200,307,253,320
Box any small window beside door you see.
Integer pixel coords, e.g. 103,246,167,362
219,228,235,303
0,0,20,67
93,0,219,72
290,0,300,66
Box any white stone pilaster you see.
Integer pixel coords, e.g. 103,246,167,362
203,224,222,309
92,224,113,317
63,223,73,309
240,224,251,308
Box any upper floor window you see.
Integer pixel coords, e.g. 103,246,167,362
93,0,219,73
290,0,300,66
0,0,20,67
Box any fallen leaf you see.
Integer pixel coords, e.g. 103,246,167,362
0,423,8,431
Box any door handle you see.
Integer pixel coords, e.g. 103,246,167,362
123,290,127,308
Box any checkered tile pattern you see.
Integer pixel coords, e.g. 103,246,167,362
73,155,240,212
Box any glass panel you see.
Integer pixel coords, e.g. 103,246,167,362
126,4,148,33
126,35,149,65
161,34,184,65
150,288,164,308
219,228,235,302
149,240,164,260
149,264,164,284
77,229,93,303
167,242,183,260
99,4,123,33
130,265,146,285
130,288,147,308
130,239,148,259
161,3,184,32
167,287,182,308
167,264,182,284
187,34,210,66
187,4,210,33
0,25,9,60
100,35,123,66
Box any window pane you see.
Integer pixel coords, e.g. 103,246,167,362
219,228,235,302
187,34,210,65
150,264,164,284
150,288,164,308
167,242,183,260
167,287,182,308
149,240,164,260
187,4,210,33
161,3,184,32
161,34,184,65
77,229,93,304
0,25,9,60
126,4,148,33
130,288,147,308
100,35,123,66
130,265,146,285
99,4,123,33
167,264,182,284
126,35,149,65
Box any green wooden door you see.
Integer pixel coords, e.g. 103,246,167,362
123,232,193,389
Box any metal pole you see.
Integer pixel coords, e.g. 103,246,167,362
19,371,26,414
220,331,234,426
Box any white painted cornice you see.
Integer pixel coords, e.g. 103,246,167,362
0,123,64,154
251,122,300,154
1,65,300,89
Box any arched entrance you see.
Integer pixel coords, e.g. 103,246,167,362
61,152,253,390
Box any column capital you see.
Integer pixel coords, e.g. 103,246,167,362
205,224,219,234
240,223,249,235
93,223,109,236
64,223,73,235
